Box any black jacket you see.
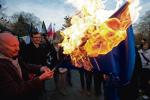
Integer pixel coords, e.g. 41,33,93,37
0,58,43,100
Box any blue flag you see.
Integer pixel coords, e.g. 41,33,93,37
90,2,136,85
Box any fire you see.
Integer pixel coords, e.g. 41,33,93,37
60,0,140,70
84,18,127,57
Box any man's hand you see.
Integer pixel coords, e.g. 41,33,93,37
39,69,54,80
40,66,51,72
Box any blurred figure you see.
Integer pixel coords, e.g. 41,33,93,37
78,68,85,93
0,32,54,100
139,42,150,69
93,69,103,97
42,34,58,70
85,70,93,96
138,42,150,97
41,34,48,44
78,68,92,96
139,38,147,49
58,67,68,95
18,37,26,60
90,58,104,97
56,44,73,95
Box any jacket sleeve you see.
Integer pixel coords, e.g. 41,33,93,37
0,63,43,98
19,58,42,74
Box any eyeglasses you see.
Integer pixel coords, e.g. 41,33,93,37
33,36,41,39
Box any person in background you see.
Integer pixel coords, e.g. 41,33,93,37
23,32,47,66
93,68,103,97
139,42,150,69
41,34,60,93
78,67,92,96
22,32,59,94
55,44,73,95
139,38,147,49
138,42,150,98
41,34,58,70
18,37,26,60
0,32,54,100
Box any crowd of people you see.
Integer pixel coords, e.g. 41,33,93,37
0,31,150,100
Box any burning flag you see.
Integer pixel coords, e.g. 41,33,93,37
90,1,138,85
60,0,140,81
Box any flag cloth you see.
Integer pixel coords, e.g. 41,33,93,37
47,23,56,39
41,21,47,35
52,24,56,39
90,2,136,85
25,23,32,44
47,23,53,38
35,27,39,32
25,35,30,44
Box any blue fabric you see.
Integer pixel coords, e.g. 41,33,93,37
90,2,136,100
58,58,76,69
90,2,136,85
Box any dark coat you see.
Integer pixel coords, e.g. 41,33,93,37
0,58,43,100
22,42,58,68
44,42,58,69
23,42,47,66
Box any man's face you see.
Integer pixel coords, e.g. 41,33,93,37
0,33,20,58
143,43,149,50
31,34,42,45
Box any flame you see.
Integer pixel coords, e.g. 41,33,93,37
60,0,140,70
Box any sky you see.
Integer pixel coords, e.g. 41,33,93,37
4,0,150,31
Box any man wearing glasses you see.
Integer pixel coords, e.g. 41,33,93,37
23,32,47,66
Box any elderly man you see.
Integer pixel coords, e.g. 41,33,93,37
0,32,54,100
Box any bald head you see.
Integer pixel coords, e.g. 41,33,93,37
0,32,19,58
0,32,16,44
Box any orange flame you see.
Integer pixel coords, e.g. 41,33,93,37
60,0,140,70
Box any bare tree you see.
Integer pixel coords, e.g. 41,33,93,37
11,12,42,28
0,0,7,18
135,11,150,41
12,12,42,36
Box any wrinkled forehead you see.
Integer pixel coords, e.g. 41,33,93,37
0,33,19,46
